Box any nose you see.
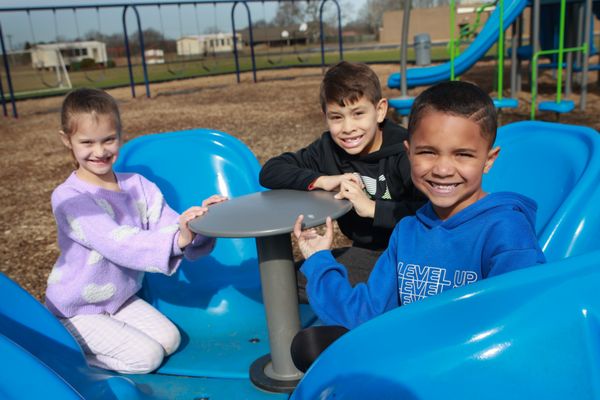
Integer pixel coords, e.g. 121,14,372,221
431,156,455,177
341,118,355,134
92,143,108,157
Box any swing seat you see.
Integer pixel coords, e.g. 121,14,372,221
292,121,600,400
493,97,519,109
388,96,414,116
538,99,575,114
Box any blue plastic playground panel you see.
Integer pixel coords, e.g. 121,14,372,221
291,121,600,400
387,0,528,88
113,129,316,377
0,334,83,400
538,99,575,113
483,121,600,261
0,273,145,399
388,96,414,115
292,250,600,400
492,97,519,109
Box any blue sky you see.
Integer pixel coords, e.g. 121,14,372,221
0,0,366,51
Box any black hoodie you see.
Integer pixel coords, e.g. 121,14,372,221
259,119,426,250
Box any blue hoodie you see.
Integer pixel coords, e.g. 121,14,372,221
301,192,546,329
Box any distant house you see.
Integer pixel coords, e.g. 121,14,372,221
176,33,242,56
238,25,310,47
31,41,107,69
145,49,165,64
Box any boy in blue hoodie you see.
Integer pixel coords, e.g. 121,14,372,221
290,80,546,372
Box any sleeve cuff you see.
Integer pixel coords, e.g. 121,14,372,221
172,231,184,256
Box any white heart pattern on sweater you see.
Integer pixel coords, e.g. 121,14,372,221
82,283,116,303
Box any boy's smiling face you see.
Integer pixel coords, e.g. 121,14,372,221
405,110,499,220
325,96,388,156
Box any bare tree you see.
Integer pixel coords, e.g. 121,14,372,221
358,0,401,34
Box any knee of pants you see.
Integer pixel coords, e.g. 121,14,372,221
127,340,165,374
160,324,181,356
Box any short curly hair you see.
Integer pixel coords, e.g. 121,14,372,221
407,81,497,148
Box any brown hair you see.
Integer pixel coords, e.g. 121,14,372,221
60,88,122,138
407,81,497,147
319,61,383,112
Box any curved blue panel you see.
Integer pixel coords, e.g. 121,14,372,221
0,273,145,400
293,251,600,400
387,0,527,88
292,121,600,400
484,121,600,261
114,129,316,377
0,334,83,400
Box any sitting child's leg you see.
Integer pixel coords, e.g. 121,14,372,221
291,325,349,372
61,296,180,373
110,296,181,356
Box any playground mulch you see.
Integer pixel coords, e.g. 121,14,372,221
1,62,599,301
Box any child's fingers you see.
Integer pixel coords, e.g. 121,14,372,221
293,214,305,239
202,194,228,207
324,217,334,239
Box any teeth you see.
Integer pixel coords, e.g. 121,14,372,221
431,183,458,193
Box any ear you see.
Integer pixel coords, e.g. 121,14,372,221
483,146,500,173
376,98,388,123
59,131,72,149
403,139,410,155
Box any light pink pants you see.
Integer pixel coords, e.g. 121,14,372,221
61,296,180,374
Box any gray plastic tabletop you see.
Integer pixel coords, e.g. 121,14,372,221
189,189,352,238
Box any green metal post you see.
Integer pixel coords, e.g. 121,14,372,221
450,0,456,80
497,0,504,100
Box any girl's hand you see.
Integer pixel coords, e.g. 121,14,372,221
177,206,208,249
202,194,228,207
293,215,333,259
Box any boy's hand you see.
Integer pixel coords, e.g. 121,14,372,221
313,173,364,192
293,215,333,259
334,180,376,218
178,206,209,249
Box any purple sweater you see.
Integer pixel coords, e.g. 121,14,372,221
45,172,215,318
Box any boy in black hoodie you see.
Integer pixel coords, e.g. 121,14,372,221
259,61,425,299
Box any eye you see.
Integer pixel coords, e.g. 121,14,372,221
416,150,435,156
104,138,116,144
457,152,475,158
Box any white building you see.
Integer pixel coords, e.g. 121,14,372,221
145,49,165,64
31,41,107,69
176,33,242,56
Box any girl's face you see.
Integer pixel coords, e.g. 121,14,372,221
60,112,120,187
404,111,499,221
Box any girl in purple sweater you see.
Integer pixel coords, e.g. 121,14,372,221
45,88,225,374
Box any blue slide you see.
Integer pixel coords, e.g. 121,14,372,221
388,0,528,89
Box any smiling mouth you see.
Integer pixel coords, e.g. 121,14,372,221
88,157,111,165
341,135,364,147
427,181,460,194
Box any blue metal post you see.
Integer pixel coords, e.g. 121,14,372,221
0,23,17,118
122,5,150,98
319,0,343,69
231,1,257,83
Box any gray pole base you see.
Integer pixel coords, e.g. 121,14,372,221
250,354,301,393
250,234,303,391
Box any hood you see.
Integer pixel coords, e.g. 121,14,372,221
416,192,538,230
